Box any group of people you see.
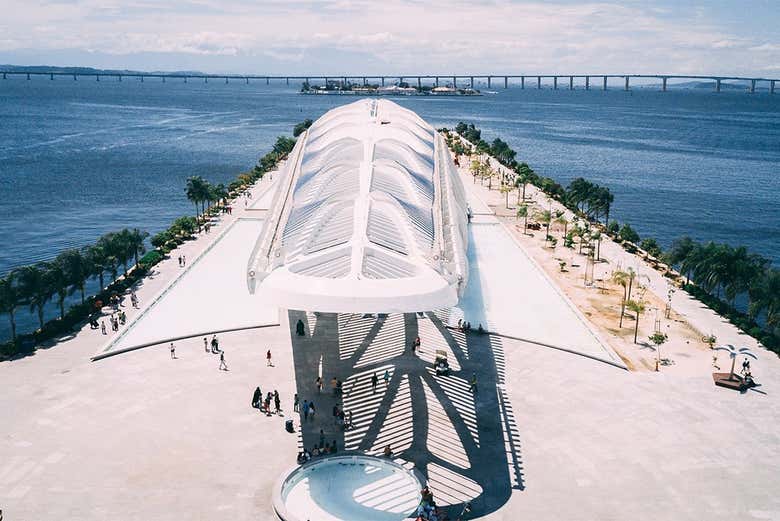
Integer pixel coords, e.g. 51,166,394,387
297,439,339,463
416,486,447,521
177,255,187,267
370,370,391,393
252,387,282,415
331,403,353,430
204,335,227,370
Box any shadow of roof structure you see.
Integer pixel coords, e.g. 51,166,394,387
289,310,524,518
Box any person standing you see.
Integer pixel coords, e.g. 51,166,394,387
169,342,176,359
293,393,299,412
309,402,316,420
315,376,322,393
273,390,281,413
469,373,477,394
266,349,273,367
252,387,262,409
219,351,228,371
182,255,186,266
302,400,310,421
371,372,378,394
177,255,182,267
100,321,106,335
203,337,209,353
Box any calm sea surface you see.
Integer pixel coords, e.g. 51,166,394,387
1,79,779,341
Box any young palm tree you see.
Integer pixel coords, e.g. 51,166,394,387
15,264,53,331
499,184,512,208
0,273,19,341
611,269,629,328
554,213,569,239
625,299,646,344
535,209,552,245
516,204,529,234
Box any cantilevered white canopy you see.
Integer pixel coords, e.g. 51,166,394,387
247,99,469,313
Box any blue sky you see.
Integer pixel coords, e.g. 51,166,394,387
0,0,778,76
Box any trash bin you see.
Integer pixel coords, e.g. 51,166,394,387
285,419,294,433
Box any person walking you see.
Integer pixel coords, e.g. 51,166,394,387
309,402,316,420
177,255,182,267
371,372,378,394
252,387,262,409
469,373,477,394
302,400,310,421
315,376,322,393
100,321,106,335
383,369,390,388
211,335,218,353
266,349,273,367
219,351,228,371
169,342,176,359
182,255,186,266
293,393,299,412
203,337,209,353
331,377,338,395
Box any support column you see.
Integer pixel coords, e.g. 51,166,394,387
138,75,142,83
716,78,721,92
470,76,474,88
363,76,367,85
624,76,629,91
603,76,608,90
537,76,541,89
343,76,347,86
487,76,491,88
381,77,385,86
162,76,165,83
662,77,667,92
50,73,54,80
266,77,270,85
27,73,31,80
286,77,289,85
504,76,508,88
73,74,77,81
750,79,756,93
553,76,557,89
585,76,590,90
521,76,525,89
569,76,574,90
96,75,100,82
246,77,249,84
205,77,208,83
184,76,188,83
453,76,457,87
434,76,439,87
418,77,421,89
2,72,6,79
771,80,776,94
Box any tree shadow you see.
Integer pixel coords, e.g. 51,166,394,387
288,309,525,518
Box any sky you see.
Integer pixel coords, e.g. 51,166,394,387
0,0,779,76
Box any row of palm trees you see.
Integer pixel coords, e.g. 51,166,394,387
666,237,778,329
185,176,229,220
0,228,148,342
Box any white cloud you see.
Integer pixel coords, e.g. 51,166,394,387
0,0,777,76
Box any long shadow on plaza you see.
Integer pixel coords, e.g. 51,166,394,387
288,309,524,517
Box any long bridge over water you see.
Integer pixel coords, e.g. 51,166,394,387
2,70,777,93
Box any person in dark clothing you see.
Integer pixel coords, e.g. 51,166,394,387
274,390,281,413
296,319,305,336
252,387,262,409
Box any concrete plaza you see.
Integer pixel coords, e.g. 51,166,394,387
1,160,779,520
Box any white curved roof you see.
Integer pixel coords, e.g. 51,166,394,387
247,99,469,313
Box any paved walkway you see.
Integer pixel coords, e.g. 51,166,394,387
96,175,280,358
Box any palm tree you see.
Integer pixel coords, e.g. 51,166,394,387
591,230,602,261
515,163,532,203
612,269,630,328
516,204,529,234
748,268,780,331
665,236,695,281
128,228,149,267
16,264,53,330
0,272,19,341
713,345,757,381
59,249,90,304
554,213,569,239
500,183,512,208
86,244,108,291
535,209,552,245
625,299,646,344
46,259,70,319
